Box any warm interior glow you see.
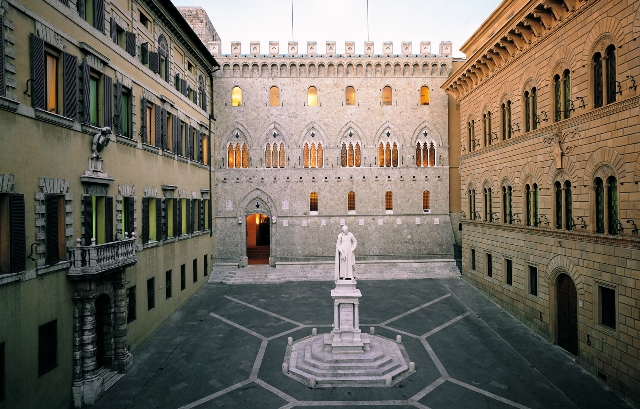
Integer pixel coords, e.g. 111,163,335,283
420,86,430,105
270,86,280,106
382,86,392,105
46,54,57,113
307,86,318,106
345,86,355,105
255,213,260,225
231,86,242,106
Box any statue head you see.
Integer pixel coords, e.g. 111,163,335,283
342,225,349,234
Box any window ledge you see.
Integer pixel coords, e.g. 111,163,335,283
142,144,161,154
0,96,20,113
386,210,394,215
192,231,202,236
164,237,178,244
423,209,431,213
177,155,189,163
115,134,138,148
143,240,160,249
163,150,176,159
348,210,356,215
309,211,318,216
0,261,71,287
35,108,76,129
37,260,72,276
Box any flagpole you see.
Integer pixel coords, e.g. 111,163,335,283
291,0,294,41
367,0,369,41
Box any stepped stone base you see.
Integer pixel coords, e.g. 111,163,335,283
285,334,413,387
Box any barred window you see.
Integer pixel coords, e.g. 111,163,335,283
385,191,393,211
423,190,431,212
310,192,318,212
347,191,355,212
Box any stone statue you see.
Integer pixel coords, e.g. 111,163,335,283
91,127,111,159
335,225,357,280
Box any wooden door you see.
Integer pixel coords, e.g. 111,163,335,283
557,274,578,355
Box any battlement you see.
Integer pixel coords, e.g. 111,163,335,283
211,41,453,58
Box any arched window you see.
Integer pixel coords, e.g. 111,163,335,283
385,143,391,167
378,143,384,167
234,144,241,168
303,143,310,168
555,181,563,229
554,74,562,122
502,186,512,224
423,190,431,213
420,86,430,105
484,187,492,222
307,86,318,106
382,86,392,105
595,177,604,233
279,143,285,168
593,53,603,108
487,111,492,144
310,143,317,168
533,184,538,226
242,143,248,168
468,189,475,219
355,143,361,167
348,191,355,212
310,192,318,212
428,142,435,166
345,86,355,105
467,122,473,152
385,191,393,211
607,176,618,235
501,103,507,140
482,113,488,146
265,143,271,168
231,86,242,106
317,143,323,168
524,92,531,132
341,143,347,167
605,45,616,105
531,88,537,130
348,143,354,167
415,143,421,166
525,184,531,226
563,70,571,120
564,181,572,230
271,144,278,168
595,176,618,235
269,86,280,106
227,144,234,168
391,143,398,167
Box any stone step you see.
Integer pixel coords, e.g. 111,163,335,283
303,345,391,369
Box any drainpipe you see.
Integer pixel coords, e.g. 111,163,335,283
208,65,220,238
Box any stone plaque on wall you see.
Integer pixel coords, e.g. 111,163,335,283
339,304,354,330
282,200,289,210
226,200,233,210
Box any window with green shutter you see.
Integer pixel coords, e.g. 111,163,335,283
595,177,604,233
607,176,618,235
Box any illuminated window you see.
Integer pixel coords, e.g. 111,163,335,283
341,142,360,167
342,143,348,167
307,86,318,106
270,86,280,106
382,86,392,105
279,143,285,168
45,53,58,113
241,143,248,168
310,143,317,168
317,143,323,168
345,86,355,105
234,144,241,168
392,143,398,167
385,142,391,167
378,143,384,167
355,143,361,167
265,143,271,168
228,143,248,168
231,86,242,106
419,86,430,105
227,144,234,168
303,143,309,168
347,191,355,212
310,192,318,212
423,191,430,212
385,191,392,211
348,143,354,167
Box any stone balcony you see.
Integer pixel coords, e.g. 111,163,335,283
67,235,138,279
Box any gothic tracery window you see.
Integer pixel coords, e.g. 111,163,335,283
416,141,436,167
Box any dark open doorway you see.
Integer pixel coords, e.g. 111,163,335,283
557,273,578,355
246,213,270,264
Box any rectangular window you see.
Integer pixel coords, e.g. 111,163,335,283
600,286,616,329
126,286,136,323
471,249,476,271
146,105,153,145
180,122,186,156
82,195,113,246
121,197,135,238
45,195,66,265
180,264,186,290
45,53,58,113
147,277,155,310
38,320,57,377
192,200,199,232
142,197,158,243
165,270,172,300
529,266,538,296
121,87,131,137
116,25,126,49
204,254,208,277
89,75,98,126
193,258,197,283
505,259,512,286
181,198,188,234
486,253,492,277
166,198,175,238
166,112,173,152
204,199,210,230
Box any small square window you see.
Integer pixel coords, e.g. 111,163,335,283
600,286,616,329
529,266,538,296
139,11,150,30
505,259,512,286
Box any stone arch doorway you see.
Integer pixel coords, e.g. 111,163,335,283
557,273,578,355
246,213,270,264
94,293,114,369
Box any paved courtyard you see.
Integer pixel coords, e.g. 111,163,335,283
94,274,631,409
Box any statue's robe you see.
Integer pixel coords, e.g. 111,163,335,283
334,231,357,280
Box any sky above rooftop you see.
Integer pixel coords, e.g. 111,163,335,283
172,0,502,57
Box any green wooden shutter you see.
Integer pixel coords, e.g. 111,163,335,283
142,198,149,244
125,32,136,57
94,0,105,33
77,0,85,20
81,61,91,123
30,34,45,110
105,196,113,243
63,52,78,119
82,196,93,245
198,131,204,163
113,81,122,134
140,43,149,64
45,195,59,265
103,75,113,129
0,17,5,98
110,18,117,43
176,198,181,235
140,98,147,143
155,105,162,147
10,194,26,273
172,114,179,153
186,199,192,234
156,198,164,240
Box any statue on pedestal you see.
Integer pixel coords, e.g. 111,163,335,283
335,225,357,281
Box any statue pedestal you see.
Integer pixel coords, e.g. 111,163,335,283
324,279,370,354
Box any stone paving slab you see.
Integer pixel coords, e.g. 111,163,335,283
93,276,632,409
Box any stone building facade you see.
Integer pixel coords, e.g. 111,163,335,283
443,0,640,404
206,39,461,271
0,0,217,408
